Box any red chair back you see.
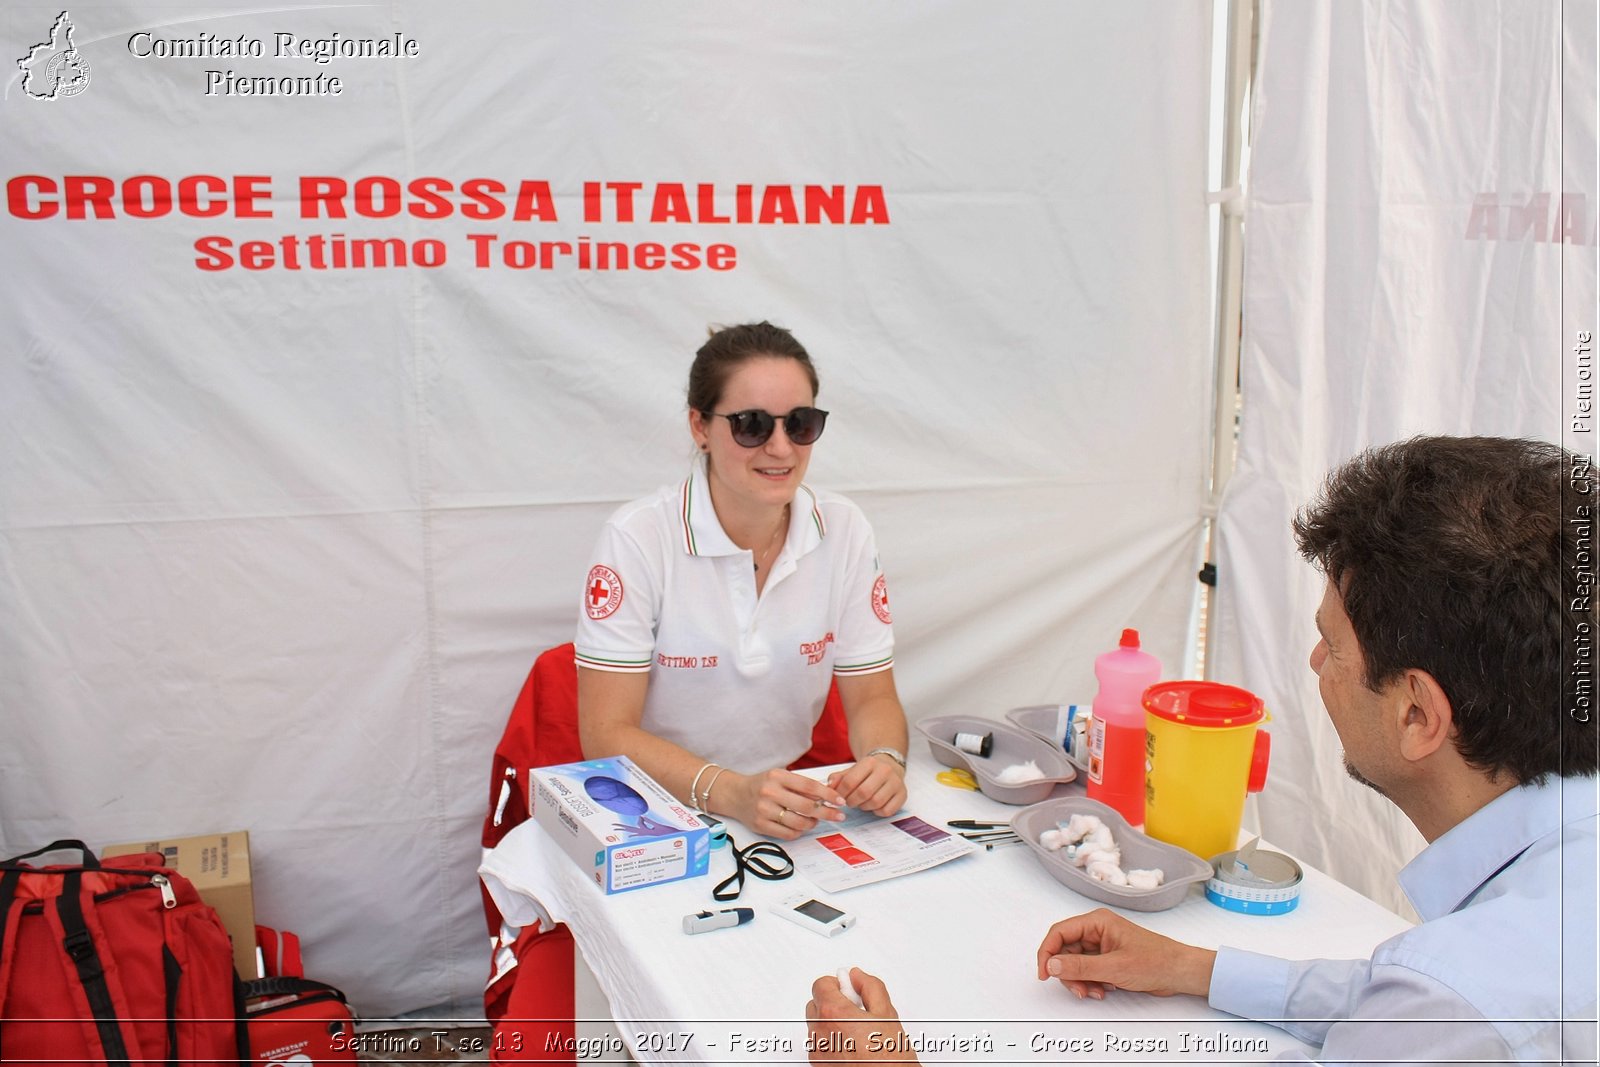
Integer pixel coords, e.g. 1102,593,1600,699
482,644,582,858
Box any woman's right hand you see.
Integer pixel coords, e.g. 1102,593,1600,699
722,768,850,841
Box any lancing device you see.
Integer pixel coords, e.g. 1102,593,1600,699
682,907,755,935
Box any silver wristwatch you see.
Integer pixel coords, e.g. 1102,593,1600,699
865,746,907,770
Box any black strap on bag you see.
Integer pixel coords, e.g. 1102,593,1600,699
233,973,253,1063
242,975,350,1006
162,946,183,1067
1,839,100,868
54,868,132,1066
0,868,20,968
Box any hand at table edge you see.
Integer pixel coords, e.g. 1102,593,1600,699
1036,908,1217,1001
805,968,919,1066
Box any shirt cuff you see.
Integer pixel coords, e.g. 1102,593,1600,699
1208,946,1294,1023
833,651,894,676
573,647,653,673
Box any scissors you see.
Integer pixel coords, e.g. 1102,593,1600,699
935,767,979,791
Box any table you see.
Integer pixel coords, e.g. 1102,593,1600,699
481,752,1412,1064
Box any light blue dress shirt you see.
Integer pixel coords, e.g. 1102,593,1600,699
1209,777,1598,1064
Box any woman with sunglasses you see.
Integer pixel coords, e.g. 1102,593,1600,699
574,322,910,841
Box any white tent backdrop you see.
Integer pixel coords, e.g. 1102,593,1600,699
1213,0,1596,911
1,3,1214,1013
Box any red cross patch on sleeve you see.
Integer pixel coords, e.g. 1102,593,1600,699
585,564,624,619
871,574,892,624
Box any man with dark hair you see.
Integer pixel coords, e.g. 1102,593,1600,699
807,436,1597,1064
1290,436,1592,789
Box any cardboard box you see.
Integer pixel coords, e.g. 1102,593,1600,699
103,830,256,978
531,756,710,894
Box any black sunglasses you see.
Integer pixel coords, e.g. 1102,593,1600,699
704,407,829,447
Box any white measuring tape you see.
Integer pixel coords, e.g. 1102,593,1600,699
1205,839,1303,916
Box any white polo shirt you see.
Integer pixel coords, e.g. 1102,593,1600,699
574,456,895,774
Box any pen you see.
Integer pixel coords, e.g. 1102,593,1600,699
682,907,755,935
948,819,1010,830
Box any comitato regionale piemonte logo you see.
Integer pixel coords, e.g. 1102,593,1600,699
17,11,91,100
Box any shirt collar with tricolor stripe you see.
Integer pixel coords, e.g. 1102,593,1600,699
678,453,827,560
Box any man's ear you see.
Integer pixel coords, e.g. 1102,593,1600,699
1393,669,1455,763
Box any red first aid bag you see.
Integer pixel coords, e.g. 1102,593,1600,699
0,839,246,1065
243,976,357,1065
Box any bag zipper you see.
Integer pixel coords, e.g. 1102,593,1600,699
150,873,177,908
14,874,177,915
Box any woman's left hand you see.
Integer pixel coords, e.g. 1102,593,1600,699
827,754,907,816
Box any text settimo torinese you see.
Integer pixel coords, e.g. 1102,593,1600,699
5,175,891,273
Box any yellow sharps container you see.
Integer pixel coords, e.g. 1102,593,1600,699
1142,681,1270,860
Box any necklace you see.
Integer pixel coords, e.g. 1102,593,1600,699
752,506,789,574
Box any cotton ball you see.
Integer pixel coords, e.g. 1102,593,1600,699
1062,814,1103,844
1073,847,1121,870
1125,869,1166,891
1039,828,1066,851
1083,825,1116,852
994,760,1043,785
837,968,865,1010
1087,860,1129,886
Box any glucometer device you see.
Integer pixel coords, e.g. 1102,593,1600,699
682,907,754,935
771,892,856,937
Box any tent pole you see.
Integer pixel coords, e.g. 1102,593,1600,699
1199,0,1255,680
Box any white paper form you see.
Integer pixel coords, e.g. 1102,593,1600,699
786,809,977,892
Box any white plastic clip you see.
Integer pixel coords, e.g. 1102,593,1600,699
1206,184,1244,217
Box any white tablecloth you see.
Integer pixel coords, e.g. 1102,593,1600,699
481,754,1412,1064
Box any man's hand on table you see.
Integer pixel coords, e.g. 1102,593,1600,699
802,917,1215,1063
805,968,918,1065
1036,908,1217,1001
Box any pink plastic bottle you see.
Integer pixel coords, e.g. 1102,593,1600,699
1085,628,1162,825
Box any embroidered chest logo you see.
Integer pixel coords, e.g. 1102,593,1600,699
871,574,892,624
799,632,835,665
585,564,623,619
